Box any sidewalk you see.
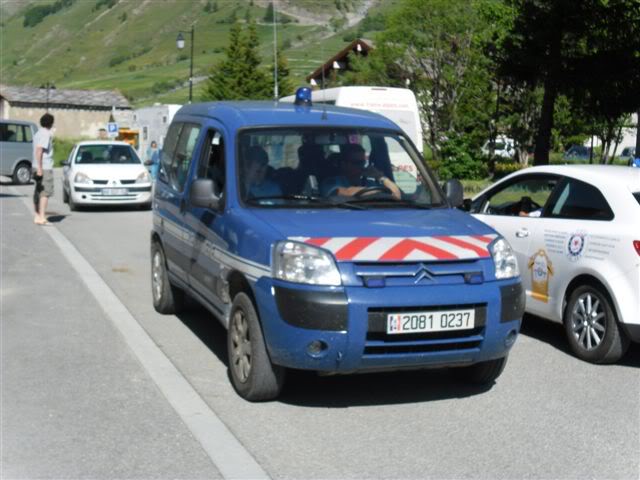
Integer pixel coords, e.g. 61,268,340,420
1,184,221,478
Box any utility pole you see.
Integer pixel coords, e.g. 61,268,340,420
272,0,278,101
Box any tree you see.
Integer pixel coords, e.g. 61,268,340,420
497,0,640,165
264,2,274,23
272,50,294,98
346,0,492,161
203,21,271,101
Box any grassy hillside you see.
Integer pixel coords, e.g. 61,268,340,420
1,0,385,106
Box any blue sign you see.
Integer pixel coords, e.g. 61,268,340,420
107,122,119,136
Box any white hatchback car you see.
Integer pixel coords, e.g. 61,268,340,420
62,141,152,210
468,165,640,363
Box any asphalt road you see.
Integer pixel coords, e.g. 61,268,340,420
2,170,639,479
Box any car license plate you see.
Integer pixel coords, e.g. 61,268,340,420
386,309,475,334
102,188,127,196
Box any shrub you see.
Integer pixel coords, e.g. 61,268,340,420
493,162,525,179
53,138,80,167
437,135,488,180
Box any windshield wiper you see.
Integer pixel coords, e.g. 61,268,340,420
337,196,434,209
248,194,367,210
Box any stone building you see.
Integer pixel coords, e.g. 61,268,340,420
0,84,132,139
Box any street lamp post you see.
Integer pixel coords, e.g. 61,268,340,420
176,25,194,103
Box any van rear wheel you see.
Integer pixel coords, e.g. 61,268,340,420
151,241,184,314
227,292,285,401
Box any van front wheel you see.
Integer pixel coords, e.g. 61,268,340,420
453,356,508,385
228,292,285,401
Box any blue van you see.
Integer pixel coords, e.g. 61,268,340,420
151,93,524,401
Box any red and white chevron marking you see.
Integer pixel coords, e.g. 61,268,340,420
290,234,498,262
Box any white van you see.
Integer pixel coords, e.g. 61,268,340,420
0,119,38,184
281,86,423,153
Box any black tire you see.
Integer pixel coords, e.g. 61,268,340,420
453,356,508,385
62,186,69,204
68,192,77,211
227,292,285,401
151,241,185,314
563,285,629,363
13,162,31,185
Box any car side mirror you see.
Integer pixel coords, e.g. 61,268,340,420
62,161,70,167
190,178,220,210
461,198,472,212
443,179,464,208
144,159,153,166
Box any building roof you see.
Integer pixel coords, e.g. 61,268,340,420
306,38,374,84
0,84,130,109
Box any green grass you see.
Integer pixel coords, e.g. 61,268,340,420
0,0,379,107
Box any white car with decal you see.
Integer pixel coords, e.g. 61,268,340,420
469,165,640,363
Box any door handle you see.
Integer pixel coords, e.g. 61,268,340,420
515,228,529,238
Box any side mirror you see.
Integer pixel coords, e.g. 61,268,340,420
443,179,464,208
190,178,219,210
144,159,153,166
461,198,472,212
62,161,70,167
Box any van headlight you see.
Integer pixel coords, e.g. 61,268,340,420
74,172,92,184
490,237,519,279
273,241,342,286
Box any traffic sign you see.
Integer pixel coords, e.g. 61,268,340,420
107,122,119,138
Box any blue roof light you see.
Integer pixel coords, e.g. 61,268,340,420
294,87,312,106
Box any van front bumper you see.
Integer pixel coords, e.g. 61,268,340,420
254,278,524,373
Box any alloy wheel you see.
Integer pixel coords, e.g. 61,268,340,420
570,292,606,351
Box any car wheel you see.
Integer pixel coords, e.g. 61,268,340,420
13,162,31,185
151,241,185,314
453,356,508,385
564,285,629,363
62,186,69,204
68,191,78,211
227,292,285,401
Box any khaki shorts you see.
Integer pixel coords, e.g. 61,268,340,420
34,169,54,197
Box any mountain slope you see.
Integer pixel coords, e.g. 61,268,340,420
1,0,382,106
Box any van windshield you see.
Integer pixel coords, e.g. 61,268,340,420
237,127,444,209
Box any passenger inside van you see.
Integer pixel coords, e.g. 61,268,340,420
243,146,282,199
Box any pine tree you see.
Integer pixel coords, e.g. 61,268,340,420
264,2,274,23
272,50,294,98
203,21,271,101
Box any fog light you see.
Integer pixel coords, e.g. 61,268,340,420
504,329,518,348
307,340,328,358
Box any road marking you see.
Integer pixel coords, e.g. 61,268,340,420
13,187,270,480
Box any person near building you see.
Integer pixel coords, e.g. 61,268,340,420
33,113,55,226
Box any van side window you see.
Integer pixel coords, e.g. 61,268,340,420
22,126,33,142
197,130,225,196
0,123,21,142
167,123,201,192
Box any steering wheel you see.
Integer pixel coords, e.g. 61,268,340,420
353,185,391,198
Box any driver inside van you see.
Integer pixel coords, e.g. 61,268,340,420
321,143,401,199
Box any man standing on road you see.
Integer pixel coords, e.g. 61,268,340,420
33,113,55,226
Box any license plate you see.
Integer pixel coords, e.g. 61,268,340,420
102,188,127,196
386,309,475,334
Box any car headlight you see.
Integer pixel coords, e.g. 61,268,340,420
74,172,92,184
273,241,342,286
136,170,151,183
490,237,519,279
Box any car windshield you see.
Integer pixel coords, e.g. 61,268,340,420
75,144,141,165
237,127,443,209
